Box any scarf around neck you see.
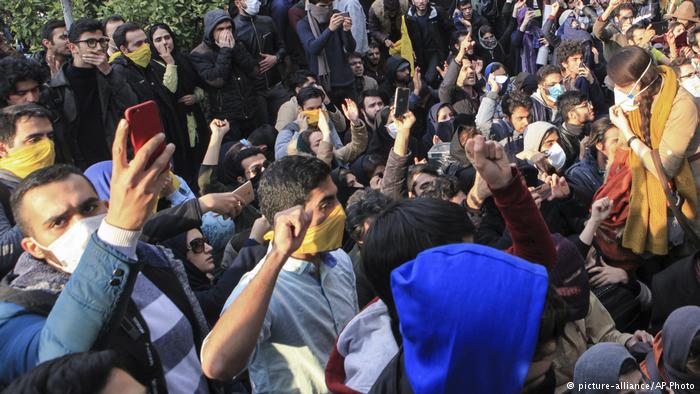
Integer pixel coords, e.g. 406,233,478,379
306,3,332,89
623,66,697,256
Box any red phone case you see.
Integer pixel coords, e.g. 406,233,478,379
124,101,166,166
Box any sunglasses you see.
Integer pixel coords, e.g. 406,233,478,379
187,237,209,254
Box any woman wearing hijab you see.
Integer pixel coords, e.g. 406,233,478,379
606,46,700,258
148,23,209,182
511,7,543,75
474,25,509,69
641,306,700,394
573,343,649,394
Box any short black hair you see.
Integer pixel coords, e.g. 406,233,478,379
625,22,646,42
555,40,583,66
257,155,331,222
113,22,142,50
286,69,317,91
689,25,700,47
230,147,265,180
359,89,387,108
501,91,532,117
368,38,382,50
68,18,104,44
41,19,66,43
102,15,125,33
361,197,474,325
11,164,96,236
617,3,635,16
557,90,587,122
296,86,325,108
537,64,562,84
0,57,47,106
421,175,462,201
348,52,363,61
0,103,52,145
2,350,124,393
586,116,614,152
345,188,392,241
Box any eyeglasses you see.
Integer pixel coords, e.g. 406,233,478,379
187,237,209,254
74,37,109,49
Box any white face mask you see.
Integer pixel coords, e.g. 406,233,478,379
387,123,398,139
683,75,700,98
245,0,261,15
32,214,106,273
613,59,653,112
545,142,566,171
494,75,508,84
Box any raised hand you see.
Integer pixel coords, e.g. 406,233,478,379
295,112,308,131
546,174,570,200
318,110,331,138
329,13,345,31
341,98,360,124
157,42,175,65
465,135,514,190
271,205,311,257
199,191,245,219
590,196,613,223
106,119,175,231
551,1,561,15
412,66,423,96
343,16,353,31
209,119,230,140
436,61,449,79
487,72,501,94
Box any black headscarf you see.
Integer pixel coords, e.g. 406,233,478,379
147,23,202,98
161,231,212,292
659,306,700,394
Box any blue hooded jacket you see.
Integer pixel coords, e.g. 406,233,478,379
391,243,549,394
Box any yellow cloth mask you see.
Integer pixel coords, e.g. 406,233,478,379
0,138,55,179
264,204,346,255
301,109,321,127
125,44,152,68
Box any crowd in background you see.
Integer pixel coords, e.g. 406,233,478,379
1,0,700,393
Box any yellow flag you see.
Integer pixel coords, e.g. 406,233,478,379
388,15,414,73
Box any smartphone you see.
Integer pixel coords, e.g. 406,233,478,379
533,9,542,17
394,87,410,118
339,11,350,17
533,184,552,200
124,101,166,168
233,181,255,206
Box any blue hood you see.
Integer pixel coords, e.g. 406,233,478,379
391,243,549,394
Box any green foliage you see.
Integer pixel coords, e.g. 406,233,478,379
0,0,226,53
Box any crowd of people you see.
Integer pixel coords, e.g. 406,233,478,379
1,0,700,392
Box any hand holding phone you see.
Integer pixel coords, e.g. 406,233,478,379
232,181,255,206
124,101,167,169
394,87,410,118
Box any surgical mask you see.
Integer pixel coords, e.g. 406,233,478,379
301,109,321,126
32,214,106,273
245,0,261,16
387,122,398,139
683,75,700,98
546,84,565,101
545,142,566,171
125,43,152,68
0,138,55,179
264,204,346,254
494,75,508,84
613,59,653,112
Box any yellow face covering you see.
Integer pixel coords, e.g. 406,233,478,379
125,44,152,68
0,138,55,179
301,109,321,127
265,204,346,255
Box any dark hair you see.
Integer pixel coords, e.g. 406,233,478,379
555,40,583,66
68,18,104,44
113,22,141,50
359,89,387,108
421,175,461,201
11,164,97,236
148,23,177,53
348,52,362,61
607,46,660,145
624,22,646,43
287,69,317,91
296,86,325,108
1,350,124,393
0,57,46,106
557,90,587,122
617,3,635,17
689,25,700,47
345,188,392,241
368,38,382,50
537,64,562,84
41,19,66,43
457,0,472,8
102,15,125,33
0,104,52,145
408,163,440,194
227,147,264,181
361,198,474,339
257,155,331,222
586,116,614,152
535,284,568,349
501,91,532,117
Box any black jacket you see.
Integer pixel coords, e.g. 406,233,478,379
404,5,453,69
650,254,700,334
234,13,286,89
190,10,261,122
42,62,136,169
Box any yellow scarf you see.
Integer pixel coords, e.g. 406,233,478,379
108,51,122,64
0,139,55,179
125,44,152,68
301,109,321,127
622,65,697,255
264,204,346,256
